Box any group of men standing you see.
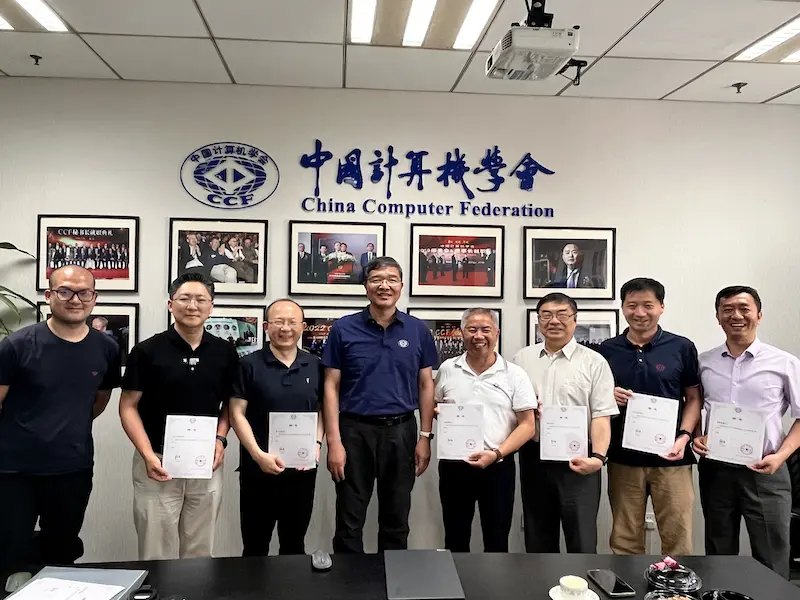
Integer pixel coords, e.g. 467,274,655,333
0,259,798,590
297,242,377,284
48,242,129,271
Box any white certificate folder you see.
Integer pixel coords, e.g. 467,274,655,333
11,566,148,600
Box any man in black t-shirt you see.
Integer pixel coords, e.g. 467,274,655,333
0,266,121,587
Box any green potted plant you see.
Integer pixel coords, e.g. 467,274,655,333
0,242,38,338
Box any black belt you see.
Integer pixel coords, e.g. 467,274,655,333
341,411,414,427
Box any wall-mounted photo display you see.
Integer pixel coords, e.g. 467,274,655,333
37,215,139,292
38,302,139,368
169,218,268,296
409,224,504,299
168,304,265,358
407,307,502,372
300,307,362,357
523,226,616,300
526,308,619,347
288,221,386,296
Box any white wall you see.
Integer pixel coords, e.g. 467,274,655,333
1,78,800,562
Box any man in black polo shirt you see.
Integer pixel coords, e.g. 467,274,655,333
119,273,238,560
0,266,121,587
598,278,701,556
230,298,324,556
323,256,437,553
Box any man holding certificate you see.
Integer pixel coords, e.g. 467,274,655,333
511,293,618,554
434,308,536,552
230,299,324,556
694,286,800,579
598,278,702,557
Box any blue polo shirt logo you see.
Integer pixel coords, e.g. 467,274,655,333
398,339,409,348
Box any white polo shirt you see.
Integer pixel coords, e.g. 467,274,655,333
434,352,537,451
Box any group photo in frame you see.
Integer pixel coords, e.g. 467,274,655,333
300,307,362,357
523,227,616,300
37,215,139,292
168,304,265,358
409,224,505,299
169,218,268,296
288,221,386,297
526,308,619,347
407,307,502,372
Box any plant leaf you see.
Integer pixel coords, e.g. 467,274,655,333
0,293,21,323
0,242,35,259
0,285,37,309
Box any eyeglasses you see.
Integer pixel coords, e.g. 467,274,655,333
268,320,303,329
537,311,576,323
366,277,402,287
172,296,212,307
51,287,97,302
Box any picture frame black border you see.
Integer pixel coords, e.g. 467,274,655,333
287,220,388,298
522,226,617,301
408,306,504,359
167,217,269,296
37,214,141,293
525,308,620,346
409,223,506,300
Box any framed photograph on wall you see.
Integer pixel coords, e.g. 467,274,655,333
523,227,616,300
301,307,362,357
38,302,139,368
168,304,265,358
410,224,504,299
408,307,502,372
37,215,139,292
169,218,268,296
288,221,386,296
526,308,619,347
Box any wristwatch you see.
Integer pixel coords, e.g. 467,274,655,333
591,452,608,466
493,448,504,463
216,435,228,448
420,431,435,440
677,429,693,440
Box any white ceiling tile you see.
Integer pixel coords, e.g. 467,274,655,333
218,40,342,87
47,0,207,37
198,0,345,44
347,46,468,92
768,85,800,105
563,57,715,100
0,32,117,78
610,0,800,60
480,0,660,56
83,35,229,83
668,62,800,103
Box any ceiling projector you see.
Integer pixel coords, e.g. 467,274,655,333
486,25,579,82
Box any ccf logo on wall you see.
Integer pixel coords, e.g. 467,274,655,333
180,142,280,209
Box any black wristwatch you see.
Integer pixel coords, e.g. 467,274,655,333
216,435,228,448
591,452,608,466
677,429,693,441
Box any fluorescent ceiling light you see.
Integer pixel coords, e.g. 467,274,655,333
453,0,498,50
15,0,68,32
350,0,377,44
781,48,800,63
0,14,14,30
403,0,437,47
734,16,800,61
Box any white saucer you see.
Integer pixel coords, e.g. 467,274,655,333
548,587,599,600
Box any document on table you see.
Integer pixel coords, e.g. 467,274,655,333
10,578,123,600
622,393,680,456
539,405,588,461
706,403,766,467
162,415,218,479
437,404,484,461
269,412,318,469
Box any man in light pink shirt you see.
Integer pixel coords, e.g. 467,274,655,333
694,285,800,579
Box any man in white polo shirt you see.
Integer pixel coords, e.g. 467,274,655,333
512,292,618,554
435,308,536,552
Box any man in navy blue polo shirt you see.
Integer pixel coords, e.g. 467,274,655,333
323,256,437,553
598,278,702,557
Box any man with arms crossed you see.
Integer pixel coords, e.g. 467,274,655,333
0,266,121,589
119,273,239,560
436,308,536,552
599,278,701,556
694,286,800,579
512,292,617,553
323,256,437,552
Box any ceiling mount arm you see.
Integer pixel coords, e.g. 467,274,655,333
524,0,553,28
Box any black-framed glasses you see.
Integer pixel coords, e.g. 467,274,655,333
51,287,97,302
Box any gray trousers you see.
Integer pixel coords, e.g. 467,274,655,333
698,458,791,579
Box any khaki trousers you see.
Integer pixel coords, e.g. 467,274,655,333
608,463,694,556
132,452,223,560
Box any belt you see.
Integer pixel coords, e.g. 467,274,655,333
341,411,415,427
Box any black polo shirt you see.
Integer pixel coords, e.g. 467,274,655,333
122,326,239,454
598,327,700,468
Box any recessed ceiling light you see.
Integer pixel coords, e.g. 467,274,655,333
0,14,14,31
403,0,437,47
15,0,68,32
734,16,800,61
350,0,377,44
781,48,800,63
453,0,499,50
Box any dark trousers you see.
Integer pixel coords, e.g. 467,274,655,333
519,441,600,553
698,458,791,579
239,468,316,556
0,470,92,582
333,414,417,553
438,456,516,552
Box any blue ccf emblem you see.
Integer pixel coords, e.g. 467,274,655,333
180,142,280,209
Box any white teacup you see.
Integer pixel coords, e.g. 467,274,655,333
559,575,589,598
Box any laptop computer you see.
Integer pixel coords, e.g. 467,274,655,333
384,550,465,600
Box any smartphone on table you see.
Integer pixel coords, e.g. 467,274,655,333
586,569,636,598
